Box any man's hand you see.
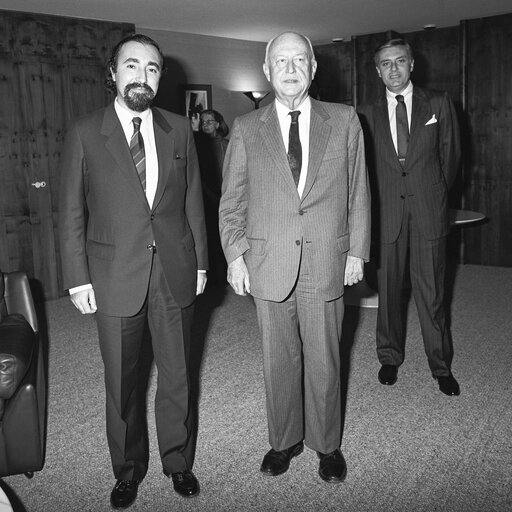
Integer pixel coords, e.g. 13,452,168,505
70,288,97,314
344,255,364,286
196,272,207,295
227,255,251,295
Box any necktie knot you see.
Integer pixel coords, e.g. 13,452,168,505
395,95,405,104
132,117,142,130
289,110,301,124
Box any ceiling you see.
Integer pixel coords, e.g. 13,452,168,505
2,0,510,44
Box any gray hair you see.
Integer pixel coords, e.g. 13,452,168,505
264,32,316,66
374,38,414,65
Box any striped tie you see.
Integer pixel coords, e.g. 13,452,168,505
130,117,146,192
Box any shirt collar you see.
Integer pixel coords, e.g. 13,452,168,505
275,96,311,119
386,81,413,102
114,97,152,127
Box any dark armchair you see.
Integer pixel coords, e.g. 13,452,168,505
0,271,46,478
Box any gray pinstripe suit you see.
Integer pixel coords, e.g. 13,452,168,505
358,85,461,376
219,98,370,452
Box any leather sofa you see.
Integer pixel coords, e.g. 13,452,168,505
0,271,46,477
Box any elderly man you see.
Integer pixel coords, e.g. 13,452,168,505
358,38,461,396
59,34,207,508
219,32,370,483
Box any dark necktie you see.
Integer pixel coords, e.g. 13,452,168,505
395,94,409,165
287,110,302,186
130,117,146,192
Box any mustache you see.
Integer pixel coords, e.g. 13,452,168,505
124,82,155,96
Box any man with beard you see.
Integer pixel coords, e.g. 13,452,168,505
58,34,208,508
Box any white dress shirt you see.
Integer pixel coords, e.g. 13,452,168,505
385,81,413,154
275,96,311,198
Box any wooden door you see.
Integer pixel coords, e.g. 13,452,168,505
0,57,34,281
0,11,133,299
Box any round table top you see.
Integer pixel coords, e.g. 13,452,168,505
449,209,485,225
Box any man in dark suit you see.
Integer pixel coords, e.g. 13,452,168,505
358,38,461,396
219,32,370,483
58,34,208,508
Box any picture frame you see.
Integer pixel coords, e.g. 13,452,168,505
181,84,212,118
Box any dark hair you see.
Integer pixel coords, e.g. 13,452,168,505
374,38,414,65
201,109,229,138
105,34,165,92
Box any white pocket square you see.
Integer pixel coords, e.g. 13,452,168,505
425,115,437,125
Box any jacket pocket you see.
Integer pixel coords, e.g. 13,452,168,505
86,239,115,261
181,231,195,252
337,234,350,254
247,237,266,256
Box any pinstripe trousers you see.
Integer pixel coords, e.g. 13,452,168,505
376,200,453,376
254,245,344,454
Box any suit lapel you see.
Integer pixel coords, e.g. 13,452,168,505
301,99,331,201
259,104,298,194
408,87,430,155
102,104,149,209
152,108,174,211
374,96,401,168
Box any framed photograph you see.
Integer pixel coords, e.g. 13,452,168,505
181,84,212,118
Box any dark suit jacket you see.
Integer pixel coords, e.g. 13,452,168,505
358,86,460,243
59,103,208,316
219,98,370,302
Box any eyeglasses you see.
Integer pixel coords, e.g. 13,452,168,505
201,119,217,125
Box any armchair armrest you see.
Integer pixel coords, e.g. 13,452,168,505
3,272,38,333
0,314,35,400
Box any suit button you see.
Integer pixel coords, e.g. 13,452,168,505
295,240,301,246
299,209,304,215
150,214,155,220
400,195,405,199
402,172,407,177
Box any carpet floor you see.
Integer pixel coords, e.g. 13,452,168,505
2,264,512,511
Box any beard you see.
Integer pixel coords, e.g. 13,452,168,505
123,82,156,112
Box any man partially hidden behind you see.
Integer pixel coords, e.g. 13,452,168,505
219,32,370,482
58,34,208,508
358,39,461,396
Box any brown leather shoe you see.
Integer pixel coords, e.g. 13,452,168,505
260,440,304,476
110,479,139,509
318,449,347,483
378,364,398,385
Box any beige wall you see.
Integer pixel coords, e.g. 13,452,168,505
139,28,273,131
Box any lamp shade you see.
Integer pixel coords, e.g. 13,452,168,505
243,91,270,109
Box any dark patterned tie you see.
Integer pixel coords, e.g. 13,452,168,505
395,95,409,166
130,117,146,192
287,110,302,186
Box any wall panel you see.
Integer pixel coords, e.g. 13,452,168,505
464,14,512,265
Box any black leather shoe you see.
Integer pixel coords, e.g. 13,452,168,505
260,440,304,476
110,480,139,509
436,373,460,396
171,470,199,497
318,449,347,483
378,364,398,385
